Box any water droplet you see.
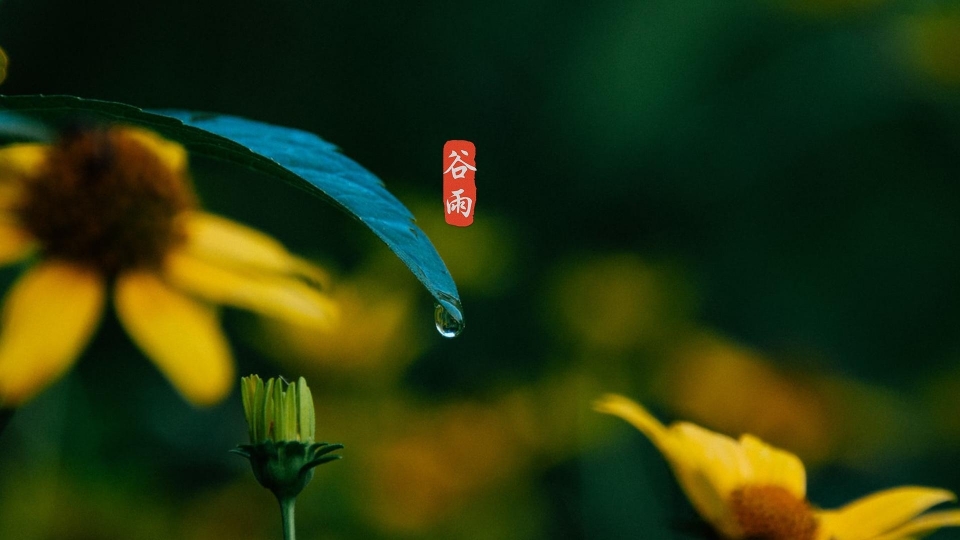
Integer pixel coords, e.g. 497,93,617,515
434,296,464,338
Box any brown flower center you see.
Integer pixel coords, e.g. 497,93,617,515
17,127,195,275
729,485,818,540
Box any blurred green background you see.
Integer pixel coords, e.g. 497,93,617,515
2,0,960,538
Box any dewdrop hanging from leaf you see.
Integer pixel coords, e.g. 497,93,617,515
233,375,342,540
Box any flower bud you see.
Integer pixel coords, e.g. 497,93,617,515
241,374,317,444
233,375,342,501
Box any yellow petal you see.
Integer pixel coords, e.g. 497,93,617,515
594,394,745,537
871,510,960,540
164,248,338,330
739,434,806,498
116,127,188,173
180,211,330,286
670,422,753,535
0,261,104,405
0,222,34,265
819,487,957,540
0,143,47,182
594,394,672,449
114,271,233,406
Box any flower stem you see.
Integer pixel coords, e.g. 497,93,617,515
279,496,297,540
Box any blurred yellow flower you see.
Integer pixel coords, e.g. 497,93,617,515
0,126,336,406
654,332,928,467
595,394,960,540
901,9,960,88
256,255,420,382
366,399,532,532
545,254,695,351
654,333,831,461
411,199,518,296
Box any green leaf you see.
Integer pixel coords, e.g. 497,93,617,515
0,111,53,142
0,95,462,327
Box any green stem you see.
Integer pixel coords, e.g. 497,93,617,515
279,496,297,540
0,408,13,438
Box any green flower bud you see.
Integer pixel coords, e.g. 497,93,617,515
233,375,342,539
240,375,316,444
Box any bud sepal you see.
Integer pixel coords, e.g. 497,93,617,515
231,440,343,500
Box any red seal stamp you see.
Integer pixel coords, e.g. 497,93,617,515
443,140,476,227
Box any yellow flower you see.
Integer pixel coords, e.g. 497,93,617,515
901,9,960,88
594,394,960,540
0,126,336,406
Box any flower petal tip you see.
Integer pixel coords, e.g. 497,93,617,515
592,393,635,413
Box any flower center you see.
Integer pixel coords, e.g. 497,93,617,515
729,485,818,540
17,127,195,275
